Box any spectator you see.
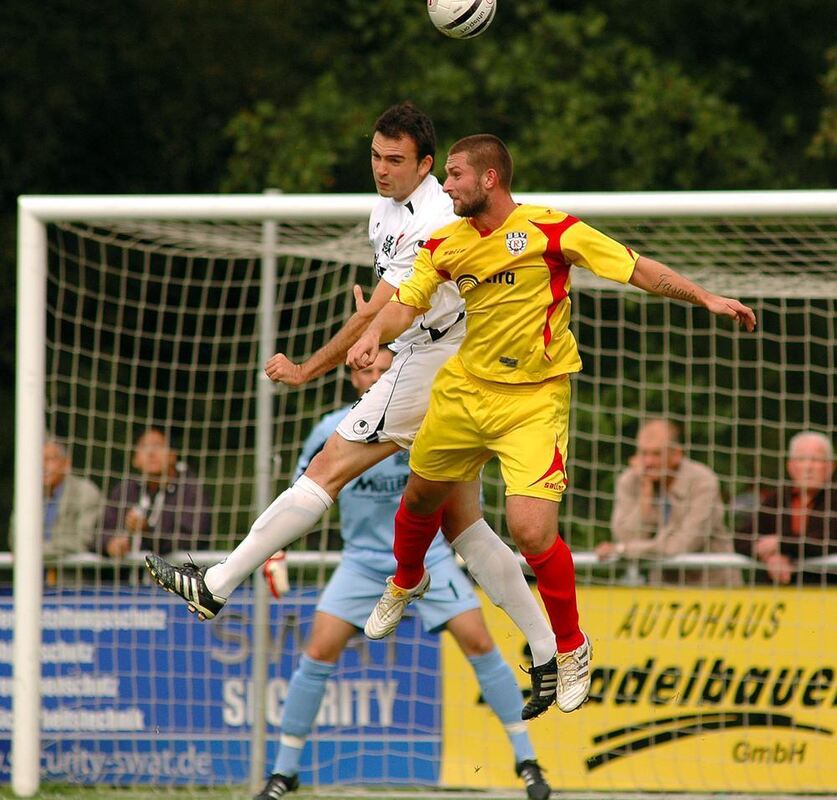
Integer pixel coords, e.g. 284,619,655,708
11,438,103,555
9,439,103,586
597,419,741,586
100,427,211,558
736,431,836,586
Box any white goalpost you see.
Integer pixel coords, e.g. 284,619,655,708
13,191,837,797
14,193,375,798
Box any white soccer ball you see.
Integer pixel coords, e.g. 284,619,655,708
427,0,497,39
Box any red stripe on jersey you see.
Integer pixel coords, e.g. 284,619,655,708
423,236,447,255
532,216,578,359
529,435,567,486
422,236,451,279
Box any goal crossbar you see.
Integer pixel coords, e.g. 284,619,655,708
18,189,837,221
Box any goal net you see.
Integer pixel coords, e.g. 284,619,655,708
11,192,837,796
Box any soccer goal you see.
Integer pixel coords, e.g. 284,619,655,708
12,191,837,797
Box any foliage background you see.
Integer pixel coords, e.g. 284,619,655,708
1,0,835,540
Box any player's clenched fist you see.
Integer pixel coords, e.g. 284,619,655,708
265,352,305,386
346,331,380,370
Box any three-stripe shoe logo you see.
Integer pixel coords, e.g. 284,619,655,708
536,671,558,699
173,570,201,605
555,635,592,711
145,555,225,620
521,655,559,719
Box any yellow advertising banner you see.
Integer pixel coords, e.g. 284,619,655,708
441,586,836,792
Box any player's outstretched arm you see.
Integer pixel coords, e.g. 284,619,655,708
629,256,757,332
346,302,420,369
264,280,397,386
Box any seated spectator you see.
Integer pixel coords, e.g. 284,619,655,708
735,431,836,586
100,427,212,558
596,418,741,586
9,439,104,585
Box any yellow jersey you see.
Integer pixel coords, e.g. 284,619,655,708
394,204,639,383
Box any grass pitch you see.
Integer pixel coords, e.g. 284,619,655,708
0,789,832,800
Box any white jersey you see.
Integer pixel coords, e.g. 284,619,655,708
369,174,464,351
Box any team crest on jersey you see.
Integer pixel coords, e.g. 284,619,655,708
505,231,528,255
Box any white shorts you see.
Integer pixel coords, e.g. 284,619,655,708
336,318,465,449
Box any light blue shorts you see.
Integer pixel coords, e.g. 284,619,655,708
317,556,480,634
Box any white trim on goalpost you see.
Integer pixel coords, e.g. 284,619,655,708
17,189,837,221
14,190,837,797
14,205,48,799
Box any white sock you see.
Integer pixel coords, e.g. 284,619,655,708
451,519,556,666
205,475,333,598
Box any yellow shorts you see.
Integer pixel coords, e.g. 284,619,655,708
409,356,571,501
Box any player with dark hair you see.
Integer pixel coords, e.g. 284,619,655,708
147,105,560,717
373,100,436,163
348,133,757,718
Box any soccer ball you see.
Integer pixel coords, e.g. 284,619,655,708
427,0,497,39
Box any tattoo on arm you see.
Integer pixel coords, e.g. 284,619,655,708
652,273,699,304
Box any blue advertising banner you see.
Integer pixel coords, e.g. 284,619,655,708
0,588,441,785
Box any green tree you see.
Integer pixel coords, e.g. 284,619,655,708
809,46,837,172
589,0,837,186
222,4,772,192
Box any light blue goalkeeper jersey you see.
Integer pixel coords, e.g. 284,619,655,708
293,407,454,579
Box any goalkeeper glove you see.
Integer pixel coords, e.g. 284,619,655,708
263,551,290,599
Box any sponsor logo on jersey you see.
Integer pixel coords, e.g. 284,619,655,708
456,271,516,293
353,473,408,494
505,231,528,255
484,270,516,285
455,274,480,292
381,234,396,258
